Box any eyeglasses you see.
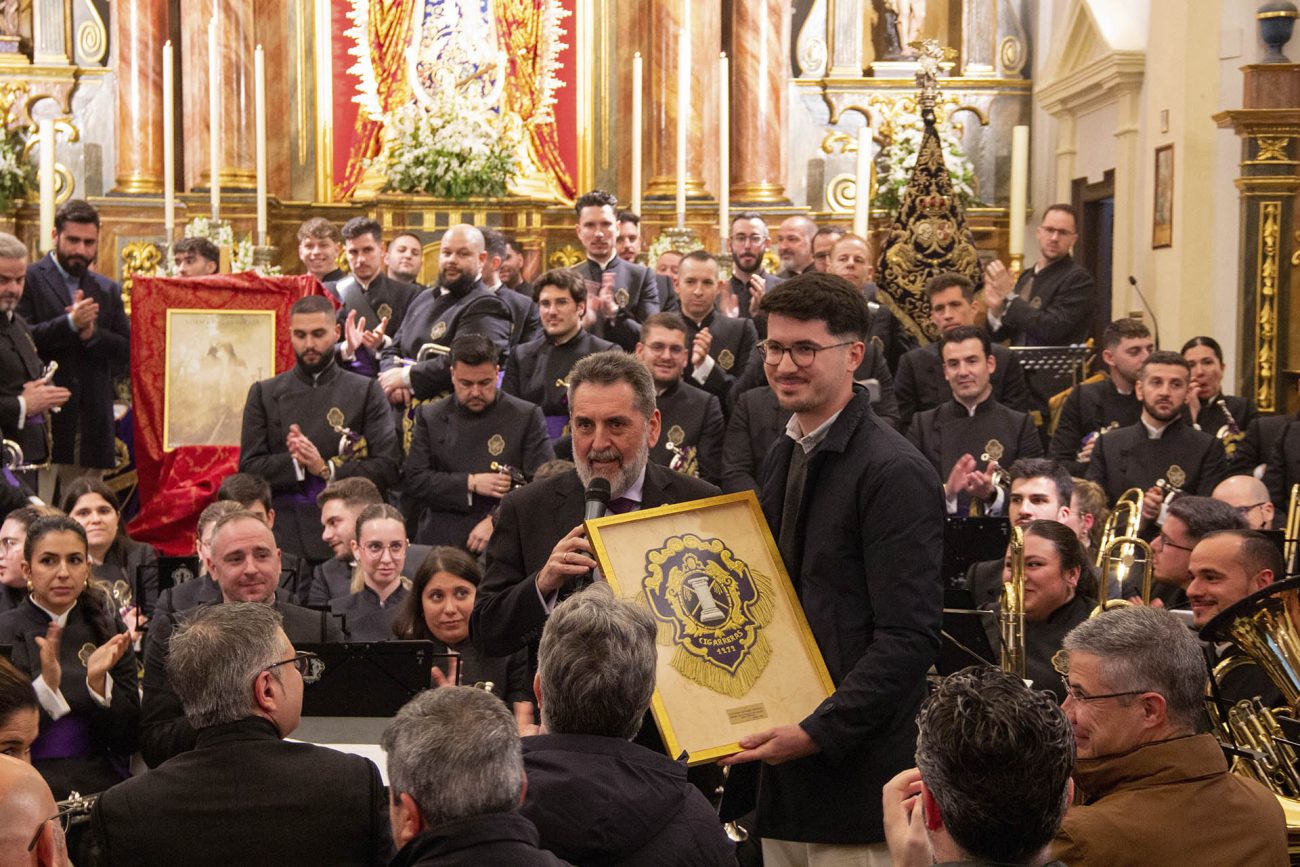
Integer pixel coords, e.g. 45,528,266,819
26,802,79,852
361,540,408,558
644,342,687,357
729,233,766,246
759,340,855,368
1233,502,1270,518
1038,226,1077,238
262,651,325,684
1059,675,1150,704
1154,532,1194,553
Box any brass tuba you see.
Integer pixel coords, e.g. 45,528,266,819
1000,526,1026,680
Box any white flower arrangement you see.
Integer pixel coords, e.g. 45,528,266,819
0,128,32,213
162,217,281,276
873,105,979,213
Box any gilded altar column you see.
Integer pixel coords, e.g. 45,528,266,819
643,0,721,205
1214,65,1300,415
180,0,256,193
112,0,166,194
729,0,790,204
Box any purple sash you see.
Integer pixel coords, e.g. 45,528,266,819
545,415,569,440
31,714,94,762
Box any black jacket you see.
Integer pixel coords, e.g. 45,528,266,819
381,281,514,398
520,733,735,867
906,397,1042,506
501,329,617,423
680,310,759,406
574,257,660,351
1265,419,1300,518
1235,412,1294,476
1048,377,1143,476
720,386,790,496
92,717,393,867
894,342,1030,432
390,812,568,867
650,379,725,485
0,311,51,464
756,385,944,843
1087,417,1229,503
988,254,1095,346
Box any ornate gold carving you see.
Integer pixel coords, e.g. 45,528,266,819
75,0,107,65
1256,202,1280,413
1256,137,1290,162
0,81,25,128
999,36,1026,75
548,244,584,269
826,173,858,213
120,241,163,317
1291,230,1300,267
23,118,80,203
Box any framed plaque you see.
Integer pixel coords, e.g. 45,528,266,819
587,491,834,765
163,309,276,451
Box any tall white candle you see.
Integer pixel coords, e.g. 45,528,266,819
162,40,175,239
631,52,643,216
675,0,690,228
37,118,54,253
1009,125,1030,258
718,52,729,249
853,126,872,239
208,17,220,221
254,44,268,245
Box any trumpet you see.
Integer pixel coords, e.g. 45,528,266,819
1000,526,1026,680
1215,397,1246,457
415,342,451,361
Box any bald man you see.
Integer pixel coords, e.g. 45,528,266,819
379,224,514,402
0,754,70,867
1213,474,1276,530
775,216,817,278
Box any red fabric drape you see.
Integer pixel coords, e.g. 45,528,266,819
127,274,325,555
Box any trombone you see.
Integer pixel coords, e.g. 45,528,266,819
1286,484,1299,580
415,342,451,361
1091,487,1153,613
1000,526,1026,680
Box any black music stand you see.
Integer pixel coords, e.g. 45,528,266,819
937,608,997,675
1008,344,1093,386
298,641,444,718
943,516,1010,591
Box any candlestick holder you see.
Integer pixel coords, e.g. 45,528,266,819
252,245,279,271
662,225,698,251
1009,253,1024,278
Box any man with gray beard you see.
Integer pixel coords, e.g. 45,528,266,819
471,350,718,659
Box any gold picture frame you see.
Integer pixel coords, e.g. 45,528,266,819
163,309,276,451
1153,143,1174,249
586,491,834,765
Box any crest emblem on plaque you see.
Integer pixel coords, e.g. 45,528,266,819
642,535,775,698
377,303,393,322
487,434,505,456
1166,464,1186,489
326,407,345,430
667,424,685,446
431,321,448,341
981,438,1004,463
718,349,735,371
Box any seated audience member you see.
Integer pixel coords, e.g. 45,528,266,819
1065,477,1108,557
171,236,219,277
894,273,1029,431
721,385,789,495
382,686,566,866
141,510,343,768
0,517,136,800
1124,496,1246,609
151,500,241,622
63,477,158,619
634,313,725,484
296,217,345,288
0,753,71,867
1048,317,1151,476
907,326,1042,515
1182,336,1255,447
216,472,307,598
405,334,554,551
330,504,410,642
0,656,38,762
520,584,735,866
93,603,392,866
0,505,60,614
983,520,1095,702
882,667,1074,867
391,547,532,729
1051,606,1287,865
1212,474,1275,530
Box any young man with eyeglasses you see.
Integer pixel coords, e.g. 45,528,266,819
1120,495,1246,610
724,213,783,337
719,272,944,865
634,313,725,484
1052,606,1287,865
94,601,394,867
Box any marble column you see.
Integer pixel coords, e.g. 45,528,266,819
112,0,166,194
644,0,721,203
730,0,789,204
180,0,256,192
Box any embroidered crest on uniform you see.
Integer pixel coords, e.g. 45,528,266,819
1030,296,1043,309
377,303,393,322
78,642,97,668
430,321,448,341
614,288,630,308
667,424,685,446
718,349,735,371
326,407,346,430
1166,464,1186,489
487,434,506,456
981,438,1004,463
640,534,775,698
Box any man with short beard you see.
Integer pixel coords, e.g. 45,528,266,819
334,218,422,378
240,295,400,563
378,224,513,403
472,350,718,660
1088,351,1229,515
774,215,818,278
634,313,724,484
724,213,782,335
20,200,129,504
498,233,530,296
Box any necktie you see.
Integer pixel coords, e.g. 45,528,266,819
608,497,638,514
778,445,809,578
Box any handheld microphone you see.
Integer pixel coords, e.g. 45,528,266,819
1128,276,1161,349
584,477,611,522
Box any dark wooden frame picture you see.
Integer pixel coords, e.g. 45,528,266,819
1153,144,1174,249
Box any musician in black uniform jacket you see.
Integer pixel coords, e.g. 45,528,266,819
1264,418,1300,521
571,190,659,351
140,511,344,768
907,327,1042,516
405,334,554,551
378,224,514,402
895,272,1029,432
1088,351,1229,515
721,386,791,495
634,313,725,485
675,250,759,408
239,296,400,563
1049,317,1152,476
501,268,616,440
472,351,718,660
481,227,542,351
330,217,422,378
1182,335,1255,455
724,213,784,338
